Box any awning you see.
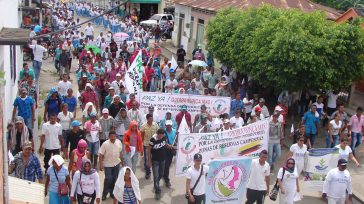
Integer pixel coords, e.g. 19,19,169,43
130,0,161,3
0,27,30,45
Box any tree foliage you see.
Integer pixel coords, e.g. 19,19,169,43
312,0,364,11
206,6,364,91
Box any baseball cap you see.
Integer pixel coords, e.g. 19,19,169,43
71,120,81,127
90,112,97,118
223,119,230,124
102,108,109,114
23,141,32,149
181,105,187,110
338,159,348,166
116,73,121,77
82,74,87,78
259,98,265,103
108,86,115,90
275,106,283,112
255,106,262,112
194,153,202,161
165,120,173,126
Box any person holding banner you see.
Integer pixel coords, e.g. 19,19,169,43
159,110,177,130
246,150,270,204
288,136,307,175
194,114,212,133
163,120,177,188
186,153,209,204
322,159,353,204
176,105,192,130
277,158,300,204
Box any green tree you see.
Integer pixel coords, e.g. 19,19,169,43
206,6,364,91
312,0,364,11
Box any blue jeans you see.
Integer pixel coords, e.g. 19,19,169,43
152,160,165,194
103,164,120,196
62,130,69,148
305,133,317,146
23,116,33,130
125,150,139,173
143,145,151,176
33,60,42,80
326,134,339,148
163,149,174,182
351,132,362,154
268,143,281,165
87,140,100,155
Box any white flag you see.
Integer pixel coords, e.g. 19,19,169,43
125,50,143,96
291,123,294,133
8,150,14,164
169,56,178,72
178,115,190,134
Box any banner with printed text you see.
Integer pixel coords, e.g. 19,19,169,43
125,50,143,97
175,119,269,176
304,148,340,191
206,158,252,204
139,92,231,118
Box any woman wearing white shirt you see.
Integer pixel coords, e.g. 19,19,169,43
277,158,300,204
288,136,307,175
243,94,254,124
336,138,360,166
70,158,101,204
326,113,342,148
57,103,73,149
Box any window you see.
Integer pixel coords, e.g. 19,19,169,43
198,19,204,24
10,45,16,83
189,16,194,41
168,15,173,21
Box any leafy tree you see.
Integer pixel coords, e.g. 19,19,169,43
206,6,364,91
312,0,364,11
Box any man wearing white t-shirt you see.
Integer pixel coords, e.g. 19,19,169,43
246,150,270,204
58,74,72,96
84,22,94,40
230,109,245,129
39,114,62,171
30,40,47,80
186,153,209,204
323,159,353,204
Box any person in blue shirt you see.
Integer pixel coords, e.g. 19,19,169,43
303,105,320,147
230,92,244,117
12,88,35,130
63,88,77,118
163,120,177,188
44,87,62,122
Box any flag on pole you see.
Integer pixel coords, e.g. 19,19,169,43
169,56,178,72
125,50,143,96
178,115,191,134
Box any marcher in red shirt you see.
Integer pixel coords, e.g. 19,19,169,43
126,93,140,110
176,105,192,130
145,64,155,91
80,83,98,110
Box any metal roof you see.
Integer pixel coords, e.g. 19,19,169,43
173,0,341,19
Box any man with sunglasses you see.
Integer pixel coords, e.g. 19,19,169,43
323,159,352,204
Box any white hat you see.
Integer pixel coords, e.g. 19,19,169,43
223,119,230,124
274,106,283,112
165,120,173,126
116,73,121,77
102,108,109,114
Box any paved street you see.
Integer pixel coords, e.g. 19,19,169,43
33,15,364,204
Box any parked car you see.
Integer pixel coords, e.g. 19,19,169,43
140,14,174,28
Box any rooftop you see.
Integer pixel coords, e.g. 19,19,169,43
173,0,341,19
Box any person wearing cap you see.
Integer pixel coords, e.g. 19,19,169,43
104,86,116,109
111,73,124,95
176,105,192,130
147,128,170,200
141,114,160,179
186,153,209,204
268,112,284,170
164,71,178,93
303,105,320,148
252,98,270,118
99,108,115,146
127,101,143,127
246,150,270,204
230,109,245,129
230,92,245,117
194,114,212,133
45,155,71,203
323,159,353,204
219,119,232,132
80,83,99,111
84,112,102,167
126,93,140,110
159,110,177,130
12,88,35,131
9,140,43,183
143,105,161,124
64,120,85,160
108,95,126,118
163,120,177,187
39,114,63,171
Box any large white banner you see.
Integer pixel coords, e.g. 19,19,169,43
125,50,143,96
175,120,269,176
139,92,231,118
304,148,340,191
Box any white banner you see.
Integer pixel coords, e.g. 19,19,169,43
125,50,143,96
175,120,269,176
139,92,231,118
304,148,340,191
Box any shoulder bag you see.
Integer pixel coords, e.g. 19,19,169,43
185,166,203,200
53,167,69,196
269,168,285,201
79,172,96,204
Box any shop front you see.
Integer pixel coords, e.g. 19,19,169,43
128,0,161,21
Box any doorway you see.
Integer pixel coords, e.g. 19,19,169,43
139,3,158,21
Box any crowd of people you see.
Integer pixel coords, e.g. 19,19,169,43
8,0,364,204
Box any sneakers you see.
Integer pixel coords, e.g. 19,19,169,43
165,181,171,188
145,174,151,180
155,192,161,200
